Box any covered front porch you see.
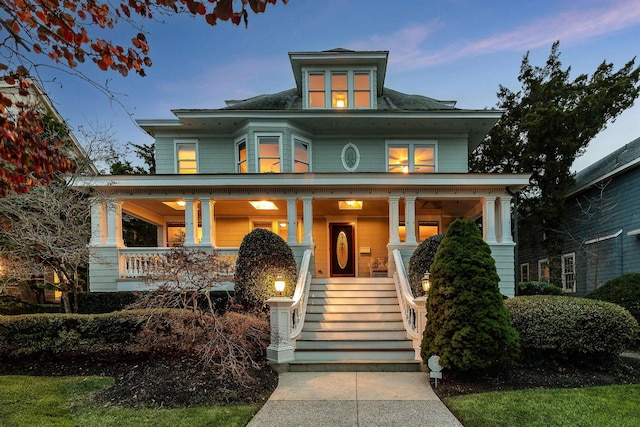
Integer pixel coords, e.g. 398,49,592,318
82,172,528,296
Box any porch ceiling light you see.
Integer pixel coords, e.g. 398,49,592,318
338,200,363,210
249,200,278,210
162,201,186,210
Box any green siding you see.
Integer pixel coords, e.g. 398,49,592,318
198,137,235,173
438,138,468,173
154,137,175,174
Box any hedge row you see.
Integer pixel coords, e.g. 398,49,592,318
0,309,197,361
518,281,563,296
505,296,639,363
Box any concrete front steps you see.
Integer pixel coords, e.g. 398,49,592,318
289,278,420,372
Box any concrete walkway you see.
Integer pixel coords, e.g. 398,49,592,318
248,371,463,427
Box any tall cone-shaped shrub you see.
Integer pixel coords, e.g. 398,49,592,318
420,219,519,371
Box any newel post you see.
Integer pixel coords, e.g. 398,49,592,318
266,297,295,363
414,296,428,360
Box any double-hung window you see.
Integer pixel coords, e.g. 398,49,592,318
176,141,197,174
520,263,530,282
562,253,576,293
387,142,436,173
306,69,373,109
293,137,311,172
257,134,281,173
236,138,248,173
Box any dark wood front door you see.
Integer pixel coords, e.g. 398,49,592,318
330,223,355,277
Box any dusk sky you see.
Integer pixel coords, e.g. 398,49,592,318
34,0,640,172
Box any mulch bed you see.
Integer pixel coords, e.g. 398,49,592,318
431,354,640,398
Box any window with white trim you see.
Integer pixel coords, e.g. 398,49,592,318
257,134,281,173
176,141,197,174
562,253,576,293
520,263,530,282
387,142,436,173
293,137,311,172
538,259,550,282
305,69,373,109
236,138,248,173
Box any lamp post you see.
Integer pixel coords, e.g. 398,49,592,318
266,276,294,364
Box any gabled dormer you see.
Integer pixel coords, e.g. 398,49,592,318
289,48,388,110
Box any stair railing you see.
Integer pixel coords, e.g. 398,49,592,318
392,249,427,360
290,249,313,343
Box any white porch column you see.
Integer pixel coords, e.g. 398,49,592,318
483,196,497,244
105,199,124,247
302,196,313,245
183,197,199,246
90,199,107,246
199,198,215,246
404,196,417,245
500,195,513,243
286,197,298,244
389,195,401,245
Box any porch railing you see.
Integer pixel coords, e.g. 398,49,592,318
290,249,313,342
119,247,239,279
392,248,427,360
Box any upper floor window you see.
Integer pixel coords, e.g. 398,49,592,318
387,142,436,173
258,134,281,173
293,137,311,172
176,141,197,174
237,139,248,173
306,69,373,109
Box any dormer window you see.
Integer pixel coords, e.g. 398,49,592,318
305,69,373,109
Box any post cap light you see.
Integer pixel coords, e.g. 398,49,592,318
274,278,286,296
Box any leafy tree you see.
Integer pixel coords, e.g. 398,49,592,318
470,42,640,282
421,219,519,371
0,0,286,195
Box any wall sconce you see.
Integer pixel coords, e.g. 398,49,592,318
274,277,286,296
422,271,431,292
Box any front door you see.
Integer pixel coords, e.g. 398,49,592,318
329,223,355,277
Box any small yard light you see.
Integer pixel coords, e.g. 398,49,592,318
274,277,286,296
422,271,431,292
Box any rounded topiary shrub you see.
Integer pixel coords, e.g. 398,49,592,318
585,273,640,324
408,234,444,296
506,296,639,364
233,228,297,314
518,281,563,296
420,219,519,371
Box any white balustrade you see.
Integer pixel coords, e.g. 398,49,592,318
392,249,427,360
290,249,313,342
119,247,239,279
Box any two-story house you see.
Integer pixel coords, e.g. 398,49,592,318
78,49,529,364
519,136,640,295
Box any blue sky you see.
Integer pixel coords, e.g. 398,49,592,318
37,0,640,172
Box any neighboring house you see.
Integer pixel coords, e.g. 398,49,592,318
0,78,96,303
519,137,640,295
78,48,528,298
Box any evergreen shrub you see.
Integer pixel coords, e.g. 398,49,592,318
585,273,640,325
408,234,444,296
518,281,563,295
420,219,519,371
506,296,639,363
233,228,297,314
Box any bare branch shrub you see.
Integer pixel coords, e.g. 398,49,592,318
130,246,270,385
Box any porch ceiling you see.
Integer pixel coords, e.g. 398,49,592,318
123,197,479,220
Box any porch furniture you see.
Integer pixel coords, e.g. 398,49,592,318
369,257,388,277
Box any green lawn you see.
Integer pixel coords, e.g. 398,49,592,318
0,376,257,427
444,384,640,427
